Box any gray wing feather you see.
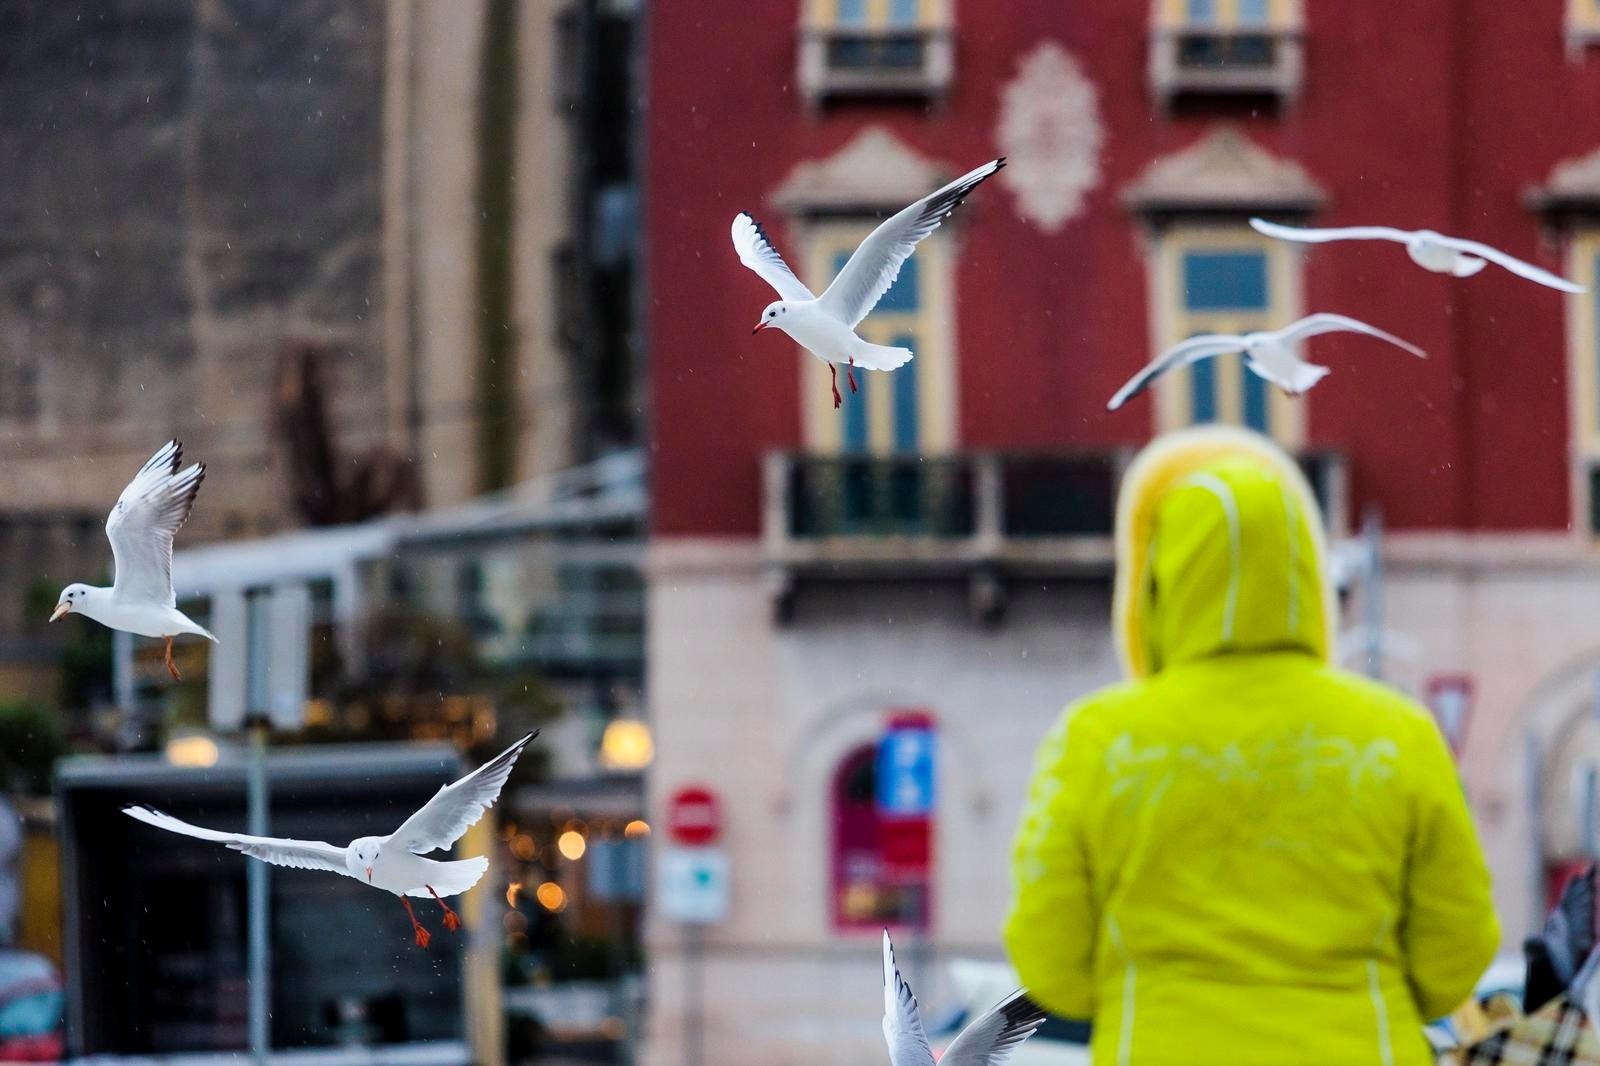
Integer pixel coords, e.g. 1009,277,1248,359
1439,235,1587,294
882,931,936,1066
731,213,816,303
124,805,351,876
820,159,1004,328
1248,218,1414,245
1107,334,1249,411
105,440,206,606
1273,313,1426,358
939,989,1048,1066
390,731,539,854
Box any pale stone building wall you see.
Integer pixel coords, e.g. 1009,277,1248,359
644,541,1122,1064
643,534,1600,1063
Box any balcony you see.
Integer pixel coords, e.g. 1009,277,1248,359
1149,25,1304,107
797,24,954,107
763,449,1348,621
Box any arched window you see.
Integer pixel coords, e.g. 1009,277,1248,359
830,743,931,931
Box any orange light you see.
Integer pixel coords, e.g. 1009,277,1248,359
599,719,654,770
535,881,567,912
557,829,587,861
511,834,536,861
506,881,522,907
624,819,650,839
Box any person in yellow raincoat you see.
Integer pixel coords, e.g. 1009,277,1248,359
1005,426,1499,1066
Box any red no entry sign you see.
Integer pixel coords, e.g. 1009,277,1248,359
666,785,722,846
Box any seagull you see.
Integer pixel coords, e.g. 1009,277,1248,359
882,930,1045,1066
1250,218,1586,294
124,730,539,949
734,158,1005,410
1107,312,1426,411
49,440,216,680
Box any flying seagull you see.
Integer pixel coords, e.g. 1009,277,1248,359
124,730,539,949
50,440,216,679
1250,218,1586,294
734,158,1005,409
882,930,1045,1066
1107,312,1426,411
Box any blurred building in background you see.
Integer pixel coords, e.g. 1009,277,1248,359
0,0,647,1063
647,1,1600,1061
0,0,642,686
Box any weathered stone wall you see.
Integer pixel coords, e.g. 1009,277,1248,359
0,0,389,622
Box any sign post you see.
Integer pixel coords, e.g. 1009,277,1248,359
876,712,937,979
660,786,727,1066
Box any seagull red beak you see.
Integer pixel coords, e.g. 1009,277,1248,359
48,603,70,623
366,866,373,882
751,321,769,334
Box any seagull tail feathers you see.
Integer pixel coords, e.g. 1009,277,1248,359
850,341,914,372
1284,362,1331,394
406,855,490,899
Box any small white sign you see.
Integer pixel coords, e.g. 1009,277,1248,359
658,846,729,925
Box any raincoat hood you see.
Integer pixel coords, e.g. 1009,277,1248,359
1113,426,1334,678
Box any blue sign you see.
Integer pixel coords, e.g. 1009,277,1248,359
587,839,647,903
876,723,936,818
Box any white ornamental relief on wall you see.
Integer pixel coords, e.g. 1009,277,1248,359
995,41,1104,234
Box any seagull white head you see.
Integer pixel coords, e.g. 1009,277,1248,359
752,301,791,334
350,836,384,882
50,584,96,623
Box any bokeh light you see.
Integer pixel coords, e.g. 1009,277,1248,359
558,829,587,860
535,881,566,912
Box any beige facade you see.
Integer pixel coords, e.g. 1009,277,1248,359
642,532,1600,1062
644,539,1123,1063
0,0,583,640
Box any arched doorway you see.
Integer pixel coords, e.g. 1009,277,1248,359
829,744,931,931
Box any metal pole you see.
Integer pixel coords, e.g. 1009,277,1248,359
1528,733,1548,934
1362,507,1384,681
246,718,271,1065
684,925,703,1066
1586,765,1598,860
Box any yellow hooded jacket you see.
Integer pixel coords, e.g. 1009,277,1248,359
1005,427,1499,1066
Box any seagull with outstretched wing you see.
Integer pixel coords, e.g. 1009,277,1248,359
734,158,1004,409
49,440,216,679
881,930,1046,1066
1108,312,1426,412
1250,218,1585,294
124,730,539,949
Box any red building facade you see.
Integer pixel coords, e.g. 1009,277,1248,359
651,0,1600,535
645,4,1600,1061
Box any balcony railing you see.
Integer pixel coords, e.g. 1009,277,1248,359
763,449,1349,603
1149,25,1304,106
797,24,954,106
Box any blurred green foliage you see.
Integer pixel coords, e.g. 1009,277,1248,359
0,701,62,795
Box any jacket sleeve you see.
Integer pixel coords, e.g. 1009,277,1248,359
1400,713,1501,1020
1004,705,1101,1019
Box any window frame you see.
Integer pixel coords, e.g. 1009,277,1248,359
1568,0,1600,52
1149,0,1304,106
797,0,954,106
1147,224,1305,447
1567,230,1600,535
807,0,946,29
797,220,956,456
1157,0,1297,30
